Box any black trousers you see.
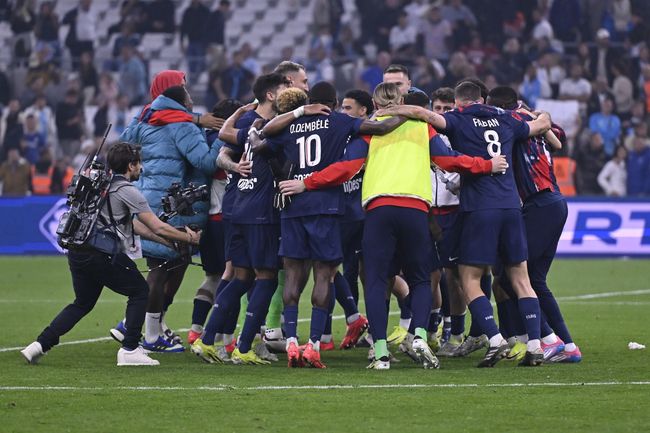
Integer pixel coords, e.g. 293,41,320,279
37,250,149,351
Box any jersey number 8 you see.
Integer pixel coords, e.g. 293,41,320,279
297,134,322,168
484,130,502,157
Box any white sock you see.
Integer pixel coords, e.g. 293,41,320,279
321,334,332,343
443,316,451,324
144,313,161,343
309,339,320,351
286,337,298,347
516,334,529,344
507,336,517,348
541,333,558,345
223,333,233,345
399,318,411,329
450,334,463,343
565,342,577,352
489,333,504,347
365,334,374,344
346,313,360,324
213,333,222,344
527,339,541,352
191,324,203,334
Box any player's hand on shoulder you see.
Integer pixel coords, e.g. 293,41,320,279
304,104,331,116
278,179,306,196
490,155,509,174
199,114,225,130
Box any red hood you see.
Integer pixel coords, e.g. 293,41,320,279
150,70,186,100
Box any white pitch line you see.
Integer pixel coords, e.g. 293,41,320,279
1,288,649,353
1,381,650,392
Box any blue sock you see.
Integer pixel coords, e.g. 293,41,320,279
191,298,213,327
518,297,541,341
467,296,500,339
480,274,492,299
440,272,450,317
469,313,482,337
496,301,514,338
310,306,329,343
508,298,526,336
238,279,277,353
538,295,573,343
427,309,441,333
324,286,336,335
398,294,412,320
283,305,299,339
540,314,554,339
202,279,249,345
334,272,358,317
451,314,465,336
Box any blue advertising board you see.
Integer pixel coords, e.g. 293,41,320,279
0,196,649,257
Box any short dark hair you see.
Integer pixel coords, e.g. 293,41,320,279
273,61,305,76
454,81,482,102
162,85,188,107
343,89,374,115
456,77,488,100
309,81,337,106
108,142,141,174
253,73,289,103
487,86,518,110
431,87,454,104
403,91,430,108
383,64,410,79
212,99,244,119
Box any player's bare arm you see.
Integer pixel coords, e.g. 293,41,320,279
358,115,408,135
526,111,552,137
216,145,252,177
375,105,447,130
261,104,332,136
136,211,201,245
218,102,258,144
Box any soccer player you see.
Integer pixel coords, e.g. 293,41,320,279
188,99,243,345
260,81,407,368
191,73,290,365
274,61,310,91
487,86,581,363
21,143,199,366
279,82,508,369
375,81,552,367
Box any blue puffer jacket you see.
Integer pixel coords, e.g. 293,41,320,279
120,95,221,260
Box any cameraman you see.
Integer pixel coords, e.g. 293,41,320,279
21,142,200,367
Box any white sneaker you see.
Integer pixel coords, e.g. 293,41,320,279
457,335,489,357
255,341,279,362
366,358,390,370
398,333,419,362
21,341,44,364
412,337,441,369
117,346,160,366
263,327,287,353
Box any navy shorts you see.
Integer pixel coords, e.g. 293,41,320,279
459,208,528,266
340,220,363,258
229,223,280,270
199,218,226,275
433,211,461,268
223,219,233,261
280,215,342,263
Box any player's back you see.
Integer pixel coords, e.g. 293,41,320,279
269,111,363,218
442,104,529,212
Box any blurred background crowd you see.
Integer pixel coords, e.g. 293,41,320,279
0,0,649,197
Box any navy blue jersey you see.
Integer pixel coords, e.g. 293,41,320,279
512,113,563,206
222,111,260,219
342,171,364,222
227,125,279,224
442,104,529,211
267,111,363,218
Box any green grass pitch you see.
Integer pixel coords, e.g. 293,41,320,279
1,257,649,432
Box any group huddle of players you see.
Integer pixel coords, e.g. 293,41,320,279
128,61,582,370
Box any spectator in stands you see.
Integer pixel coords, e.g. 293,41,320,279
50,156,74,194
216,50,254,102
411,55,445,96
519,63,551,108
0,68,10,106
25,45,60,91
574,132,608,195
625,117,650,151
611,0,632,40
530,8,553,41
494,37,527,85
10,0,36,64
576,42,593,80
148,0,175,33
23,96,56,147
109,0,148,35
536,52,566,98
333,25,362,66
79,51,99,104
642,65,650,113
587,76,615,116
389,12,417,60
205,0,230,66
441,0,477,48
34,1,60,65
308,45,335,84
240,43,261,77
97,72,118,106
112,22,141,62
20,114,46,164
462,31,498,75
627,135,650,196
0,148,31,196
31,147,53,195
55,89,84,158
62,0,97,67
374,0,402,53
181,0,210,83
359,51,391,93
598,145,628,196
559,62,592,113
72,138,95,172
441,52,475,88
611,61,634,119
549,0,580,42
589,96,621,157
118,44,147,106
590,28,622,83
0,99,24,161
418,5,452,62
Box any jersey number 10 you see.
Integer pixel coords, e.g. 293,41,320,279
297,134,322,168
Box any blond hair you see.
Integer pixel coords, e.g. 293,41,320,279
276,87,308,114
373,82,402,109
